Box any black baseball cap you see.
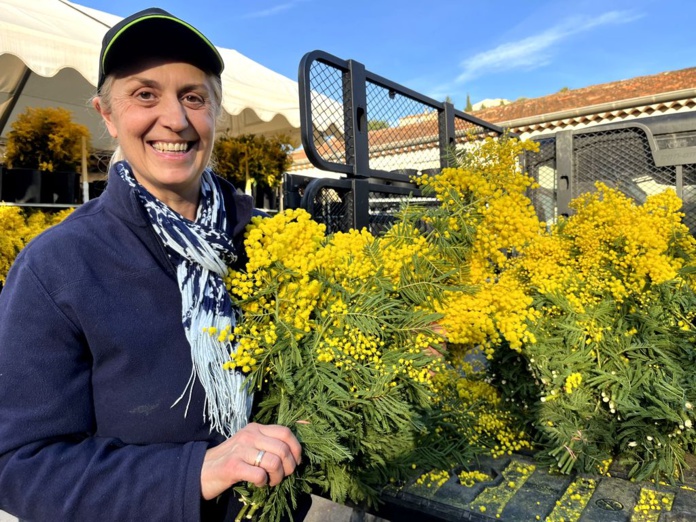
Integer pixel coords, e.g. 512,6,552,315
98,7,224,90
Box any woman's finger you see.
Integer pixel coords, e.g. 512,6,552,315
248,437,299,484
247,460,269,488
255,450,286,487
255,423,303,465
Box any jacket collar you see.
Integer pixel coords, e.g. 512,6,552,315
100,163,254,237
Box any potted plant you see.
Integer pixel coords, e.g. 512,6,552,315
2,107,90,204
213,133,294,210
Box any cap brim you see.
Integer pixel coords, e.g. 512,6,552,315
99,13,223,89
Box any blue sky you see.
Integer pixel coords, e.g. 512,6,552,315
77,0,695,109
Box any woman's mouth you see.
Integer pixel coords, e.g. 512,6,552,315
150,141,194,153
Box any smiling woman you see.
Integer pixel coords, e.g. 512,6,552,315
0,7,309,522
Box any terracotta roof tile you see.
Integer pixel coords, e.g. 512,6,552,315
473,67,696,124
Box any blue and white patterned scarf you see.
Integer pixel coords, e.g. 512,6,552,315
115,160,251,436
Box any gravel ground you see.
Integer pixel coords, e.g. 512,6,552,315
304,495,356,521
305,496,389,522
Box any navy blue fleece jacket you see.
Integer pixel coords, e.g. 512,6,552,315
0,168,258,521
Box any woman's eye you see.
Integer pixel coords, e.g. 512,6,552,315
183,94,205,107
135,91,155,101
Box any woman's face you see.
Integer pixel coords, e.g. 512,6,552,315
95,58,217,211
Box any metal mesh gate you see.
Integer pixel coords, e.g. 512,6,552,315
523,113,696,232
573,127,675,204
295,50,505,233
298,50,504,184
525,138,556,224
365,79,441,174
684,164,696,229
303,61,347,167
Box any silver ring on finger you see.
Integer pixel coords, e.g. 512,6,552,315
253,449,266,467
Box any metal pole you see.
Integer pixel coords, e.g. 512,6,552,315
81,136,89,203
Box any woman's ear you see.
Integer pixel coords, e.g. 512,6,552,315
92,97,118,139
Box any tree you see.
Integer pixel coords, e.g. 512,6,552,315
465,94,473,112
367,120,390,131
213,133,294,191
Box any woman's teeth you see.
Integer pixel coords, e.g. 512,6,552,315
152,142,189,153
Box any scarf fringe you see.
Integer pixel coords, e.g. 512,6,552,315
188,322,251,437
174,250,251,438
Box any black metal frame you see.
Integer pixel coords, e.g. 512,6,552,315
294,50,509,232
298,50,505,184
298,176,436,233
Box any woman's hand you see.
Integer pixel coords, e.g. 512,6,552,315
200,422,302,500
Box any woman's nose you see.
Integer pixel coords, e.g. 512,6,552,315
158,94,189,132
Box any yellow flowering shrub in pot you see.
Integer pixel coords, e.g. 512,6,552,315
0,206,73,289
213,133,294,209
3,107,90,204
